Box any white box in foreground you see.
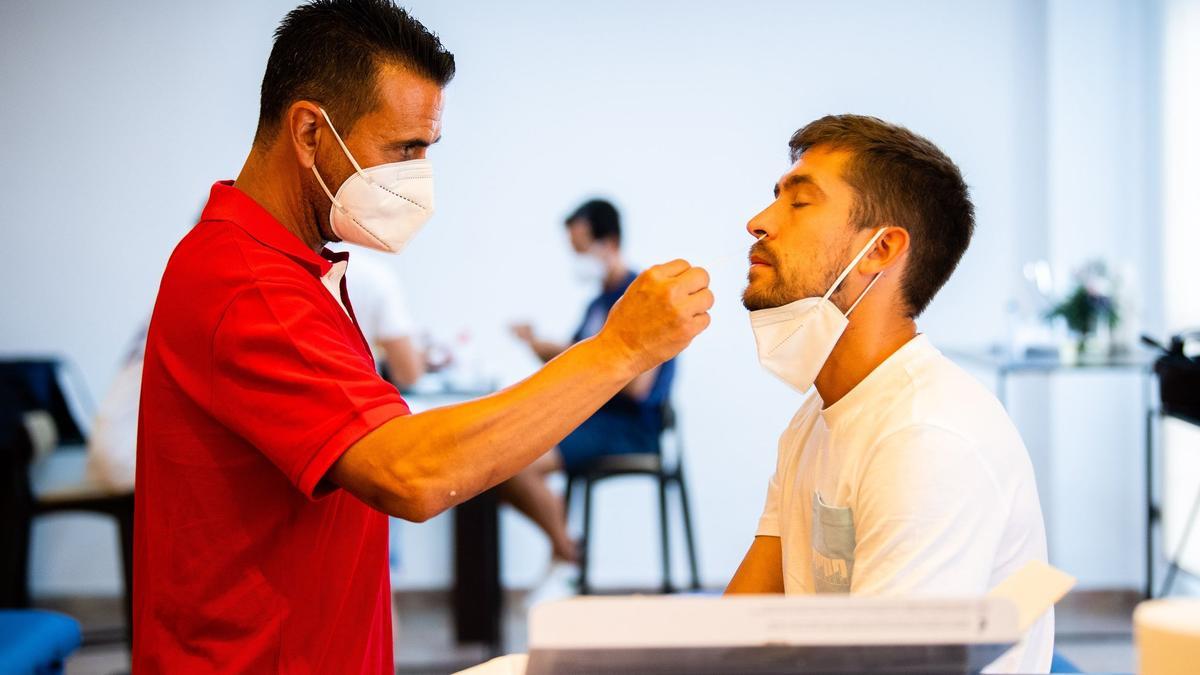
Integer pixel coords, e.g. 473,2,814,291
457,562,1074,675
526,595,1018,674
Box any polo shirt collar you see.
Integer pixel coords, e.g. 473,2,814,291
201,180,348,276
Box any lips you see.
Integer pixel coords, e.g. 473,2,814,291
749,255,772,267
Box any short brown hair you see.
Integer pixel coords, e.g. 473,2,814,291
790,114,974,317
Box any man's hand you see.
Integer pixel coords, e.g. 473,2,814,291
597,259,713,373
510,322,564,363
510,322,535,345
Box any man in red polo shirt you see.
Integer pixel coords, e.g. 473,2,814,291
133,1,713,672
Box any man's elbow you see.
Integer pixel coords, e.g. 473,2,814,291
382,473,454,523
390,498,439,523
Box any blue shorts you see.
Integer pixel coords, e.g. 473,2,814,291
557,409,659,474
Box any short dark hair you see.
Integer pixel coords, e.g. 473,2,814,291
255,0,455,145
565,199,622,244
790,115,974,317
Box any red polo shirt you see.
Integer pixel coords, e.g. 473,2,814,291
133,181,410,673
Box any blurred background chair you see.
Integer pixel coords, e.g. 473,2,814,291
0,358,134,652
564,401,701,595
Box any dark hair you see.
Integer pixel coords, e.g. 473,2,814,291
565,199,622,244
789,114,974,317
255,0,455,144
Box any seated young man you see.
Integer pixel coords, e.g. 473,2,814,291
508,199,675,600
725,115,1052,674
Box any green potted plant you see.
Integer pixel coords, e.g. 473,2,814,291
1046,260,1119,362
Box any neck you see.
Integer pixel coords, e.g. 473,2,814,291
813,306,917,409
602,258,628,291
234,144,327,253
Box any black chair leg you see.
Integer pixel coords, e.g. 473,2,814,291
675,471,701,591
563,475,575,535
0,473,33,608
0,423,34,609
658,475,673,594
115,495,135,651
579,477,593,595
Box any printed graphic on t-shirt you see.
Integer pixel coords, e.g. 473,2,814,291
811,492,855,593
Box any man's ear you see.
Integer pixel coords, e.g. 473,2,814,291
286,101,323,170
862,225,910,274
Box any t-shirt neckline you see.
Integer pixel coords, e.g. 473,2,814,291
818,333,931,428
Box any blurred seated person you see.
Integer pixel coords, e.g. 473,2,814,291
337,250,428,390
508,199,676,601
85,326,147,492
86,253,426,490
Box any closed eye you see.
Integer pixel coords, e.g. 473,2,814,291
791,202,810,209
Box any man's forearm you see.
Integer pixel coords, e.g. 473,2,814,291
333,257,713,520
725,535,785,594
332,333,637,520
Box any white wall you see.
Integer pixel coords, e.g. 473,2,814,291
1161,0,1200,579
0,0,1162,594
1039,0,1161,588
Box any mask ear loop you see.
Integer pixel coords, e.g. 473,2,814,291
317,107,369,179
311,165,343,213
845,271,883,317
310,106,371,218
821,227,888,303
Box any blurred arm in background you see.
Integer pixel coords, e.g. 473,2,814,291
344,254,429,391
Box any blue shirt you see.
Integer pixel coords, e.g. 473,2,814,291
572,271,676,433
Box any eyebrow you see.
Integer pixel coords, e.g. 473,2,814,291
774,173,825,199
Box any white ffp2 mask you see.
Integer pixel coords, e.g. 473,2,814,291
749,229,886,393
572,251,607,284
310,107,434,254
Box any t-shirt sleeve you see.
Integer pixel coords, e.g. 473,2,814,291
755,465,784,538
756,401,819,538
755,426,800,538
849,424,1006,596
209,280,410,499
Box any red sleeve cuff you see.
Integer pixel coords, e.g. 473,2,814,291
296,401,411,500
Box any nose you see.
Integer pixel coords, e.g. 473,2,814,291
746,206,772,240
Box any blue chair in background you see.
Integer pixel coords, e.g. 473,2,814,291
0,359,134,653
0,610,81,675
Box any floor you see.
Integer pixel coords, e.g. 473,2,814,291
46,588,1143,674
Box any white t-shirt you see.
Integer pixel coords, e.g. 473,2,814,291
755,334,1053,674
342,253,417,346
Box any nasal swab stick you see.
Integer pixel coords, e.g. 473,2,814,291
692,233,767,271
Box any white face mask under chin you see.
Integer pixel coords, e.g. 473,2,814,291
310,107,434,254
749,228,886,393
